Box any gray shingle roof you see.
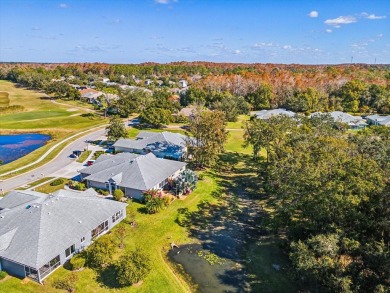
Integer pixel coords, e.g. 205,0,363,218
113,131,187,155
254,108,296,119
80,153,140,176
81,153,186,191
310,111,367,126
0,189,127,269
366,114,390,126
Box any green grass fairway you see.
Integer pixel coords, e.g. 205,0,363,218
0,81,107,174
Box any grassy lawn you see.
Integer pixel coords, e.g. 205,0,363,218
128,127,186,138
35,178,68,193
226,114,250,129
76,150,92,163
0,80,106,131
16,177,55,190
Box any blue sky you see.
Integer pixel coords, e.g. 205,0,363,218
0,0,389,64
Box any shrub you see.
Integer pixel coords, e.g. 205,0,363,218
86,235,115,268
53,273,78,293
0,270,8,280
74,182,86,191
113,189,124,201
116,250,151,287
50,178,64,186
101,190,110,196
70,255,85,271
197,173,204,180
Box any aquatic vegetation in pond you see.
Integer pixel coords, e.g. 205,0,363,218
197,250,225,265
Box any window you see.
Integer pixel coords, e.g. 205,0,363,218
39,255,61,280
81,236,85,243
25,266,39,282
112,210,123,223
91,220,109,239
65,244,75,258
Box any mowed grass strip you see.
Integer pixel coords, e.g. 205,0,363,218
76,150,92,163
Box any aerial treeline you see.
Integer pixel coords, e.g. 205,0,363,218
1,63,390,116
185,78,390,114
244,116,390,292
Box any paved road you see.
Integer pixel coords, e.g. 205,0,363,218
0,128,107,194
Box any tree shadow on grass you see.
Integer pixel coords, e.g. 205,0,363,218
96,264,121,289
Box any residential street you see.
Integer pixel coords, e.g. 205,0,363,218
0,128,107,194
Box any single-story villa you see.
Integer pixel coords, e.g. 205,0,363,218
365,114,390,127
0,189,126,283
113,131,188,161
79,153,187,199
254,108,296,120
310,111,368,129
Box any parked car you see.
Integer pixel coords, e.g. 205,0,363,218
129,118,140,126
87,160,95,166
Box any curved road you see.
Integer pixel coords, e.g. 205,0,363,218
0,128,107,193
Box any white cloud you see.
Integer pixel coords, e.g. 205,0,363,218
234,50,241,54
308,11,318,18
378,33,384,38
325,16,357,26
326,29,332,33
361,12,386,20
59,3,68,8
283,45,292,50
252,42,274,48
155,0,177,4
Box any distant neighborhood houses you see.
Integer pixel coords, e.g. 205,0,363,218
254,108,296,120
310,111,368,129
366,114,390,127
253,108,390,128
113,131,188,161
79,153,187,199
0,189,127,283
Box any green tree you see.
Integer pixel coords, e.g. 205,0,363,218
186,108,228,168
246,83,274,110
106,116,127,141
139,107,172,128
113,189,124,201
336,80,368,112
211,93,250,122
116,250,152,287
87,235,116,268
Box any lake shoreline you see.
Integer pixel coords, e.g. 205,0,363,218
0,133,51,164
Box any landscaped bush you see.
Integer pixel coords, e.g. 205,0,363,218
70,255,85,271
0,270,8,280
53,273,78,293
113,189,124,201
50,178,64,186
116,250,151,287
92,150,105,160
143,190,166,214
73,182,86,191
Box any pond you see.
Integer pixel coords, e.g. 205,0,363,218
0,133,51,164
168,244,247,293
